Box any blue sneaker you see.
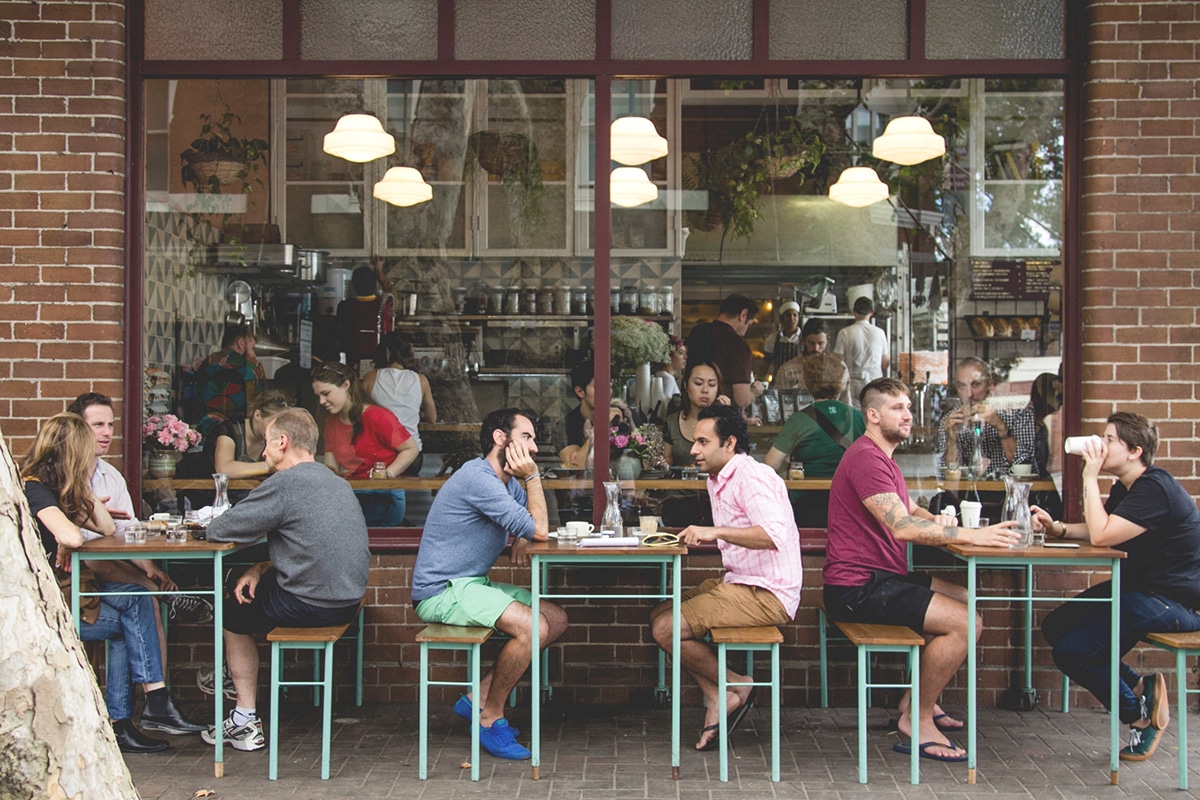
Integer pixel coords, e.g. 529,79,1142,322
453,694,519,737
478,718,530,760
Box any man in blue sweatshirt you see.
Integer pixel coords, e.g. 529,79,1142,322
203,407,369,751
411,408,567,760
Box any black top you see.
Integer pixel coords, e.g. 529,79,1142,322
1108,465,1200,608
553,406,587,455
24,480,63,559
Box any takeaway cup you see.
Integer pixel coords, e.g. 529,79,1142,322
960,500,982,529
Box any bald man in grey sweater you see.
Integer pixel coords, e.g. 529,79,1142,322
203,408,368,751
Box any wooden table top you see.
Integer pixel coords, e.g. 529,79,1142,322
74,532,245,554
526,539,687,556
944,541,1126,559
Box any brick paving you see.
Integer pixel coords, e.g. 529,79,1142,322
126,696,1197,799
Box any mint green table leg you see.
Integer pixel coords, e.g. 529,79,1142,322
1109,560,1120,785
717,643,730,782
1176,648,1188,790
469,641,481,782
355,608,364,706
770,642,780,782
818,607,829,708
320,642,334,779
909,642,920,785
856,641,868,783
418,642,429,779
671,553,682,779
966,558,978,783
530,554,541,780
269,641,281,780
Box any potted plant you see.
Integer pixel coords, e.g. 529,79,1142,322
179,103,270,273
609,317,672,403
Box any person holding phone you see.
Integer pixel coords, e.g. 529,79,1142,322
1033,412,1200,762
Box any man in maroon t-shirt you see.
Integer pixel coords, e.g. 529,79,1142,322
825,377,1019,763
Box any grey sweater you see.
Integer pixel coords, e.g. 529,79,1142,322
207,461,369,607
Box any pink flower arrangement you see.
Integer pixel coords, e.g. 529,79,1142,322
143,413,202,452
610,422,664,465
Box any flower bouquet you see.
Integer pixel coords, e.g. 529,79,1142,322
143,413,202,453
611,421,666,470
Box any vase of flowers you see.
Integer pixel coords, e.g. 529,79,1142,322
143,414,202,478
610,317,671,404
610,420,665,479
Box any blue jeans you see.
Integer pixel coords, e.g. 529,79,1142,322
80,582,163,720
1043,580,1200,724
355,488,405,526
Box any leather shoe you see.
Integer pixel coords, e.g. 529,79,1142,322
141,695,206,734
113,719,170,753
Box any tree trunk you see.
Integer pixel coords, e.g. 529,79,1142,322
0,424,140,799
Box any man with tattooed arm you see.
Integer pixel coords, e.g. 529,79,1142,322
823,377,1020,763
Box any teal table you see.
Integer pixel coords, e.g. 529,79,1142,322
528,539,687,780
70,532,265,778
945,542,1125,785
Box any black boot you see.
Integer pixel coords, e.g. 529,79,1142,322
141,694,206,734
113,718,170,753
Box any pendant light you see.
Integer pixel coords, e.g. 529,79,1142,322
611,116,668,166
610,166,658,208
829,166,889,208
373,167,432,207
323,113,396,163
872,115,946,166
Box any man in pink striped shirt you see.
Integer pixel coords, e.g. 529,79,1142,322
650,405,802,753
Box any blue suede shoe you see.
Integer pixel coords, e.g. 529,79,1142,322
478,718,530,760
453,694,519,737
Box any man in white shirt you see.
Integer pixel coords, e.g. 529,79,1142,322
833,297,890,408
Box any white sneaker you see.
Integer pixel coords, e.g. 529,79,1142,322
201,714,265,752
196,665,236,701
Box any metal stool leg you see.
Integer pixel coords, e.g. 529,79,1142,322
819,607,829,708
418,642,430,780
269,641,281,780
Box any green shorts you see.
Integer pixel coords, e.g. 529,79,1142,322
415,577,531,629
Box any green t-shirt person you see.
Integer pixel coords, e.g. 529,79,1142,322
768,400,865,478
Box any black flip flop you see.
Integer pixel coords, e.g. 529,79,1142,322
697,723,721,752
725,686,758,737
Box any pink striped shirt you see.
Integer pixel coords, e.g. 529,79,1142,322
707,453,803,618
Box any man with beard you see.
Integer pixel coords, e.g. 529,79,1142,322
772,317,852,407
824,378,1019,763
411,408,568,761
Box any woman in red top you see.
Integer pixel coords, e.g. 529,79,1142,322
312,361,418,526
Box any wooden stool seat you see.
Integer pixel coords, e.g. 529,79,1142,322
267,602,365,781
712,625,783,782
417,624,494,781
816,596,922,784
1144,631,1200,789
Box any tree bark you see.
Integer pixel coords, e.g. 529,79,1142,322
0,424,140,799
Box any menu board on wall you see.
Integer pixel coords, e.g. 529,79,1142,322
970,258,1057,300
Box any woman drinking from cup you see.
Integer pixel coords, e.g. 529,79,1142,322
312,361,419,526
22,413,201,752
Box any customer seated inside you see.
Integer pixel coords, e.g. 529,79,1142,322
312,360,418,526
363,331,438,476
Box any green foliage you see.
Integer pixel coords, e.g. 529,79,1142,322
179,106,270,195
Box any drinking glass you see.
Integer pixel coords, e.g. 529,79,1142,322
125,522,147,544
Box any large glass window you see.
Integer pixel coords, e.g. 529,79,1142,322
141,75,1064,530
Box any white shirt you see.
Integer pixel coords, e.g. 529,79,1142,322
833,318,888,406
87,458,135,540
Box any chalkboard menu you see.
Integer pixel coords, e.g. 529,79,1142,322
970,258,1056,301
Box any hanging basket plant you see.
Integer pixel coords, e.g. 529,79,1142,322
180,105,269,195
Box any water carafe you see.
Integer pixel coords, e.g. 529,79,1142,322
1001,475,1033,548
212,473,230,518
602,481,623,537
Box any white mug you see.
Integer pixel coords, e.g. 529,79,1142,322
565,521,594,537
960,500,982,529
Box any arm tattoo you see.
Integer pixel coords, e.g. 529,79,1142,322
865,493,958,545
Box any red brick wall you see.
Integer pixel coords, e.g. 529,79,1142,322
1084,1,1200,494
0,0,128,458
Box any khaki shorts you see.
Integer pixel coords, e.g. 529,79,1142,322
682,577,789,638
415,577,531,629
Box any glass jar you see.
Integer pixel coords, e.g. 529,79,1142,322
538,284,556,315
490,285,507,315
620,284,639,316
370,461,389,479
453,286,467,315
557,284,573,316
505,285,521,315
610,284,621,315
586,287,595,316
523,285,539,315
571,285,588,316
658,285,674,317
467,281,489,315
639,285,659,316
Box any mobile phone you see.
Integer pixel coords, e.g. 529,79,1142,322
1043,542,1079,548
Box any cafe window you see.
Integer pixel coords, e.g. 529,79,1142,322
141,73,1064,529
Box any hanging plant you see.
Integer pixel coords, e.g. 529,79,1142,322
465,130,544,225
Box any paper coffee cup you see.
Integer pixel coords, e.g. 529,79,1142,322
960,501,982,529
1064,435,1102,454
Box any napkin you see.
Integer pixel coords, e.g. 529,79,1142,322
578,536,639,547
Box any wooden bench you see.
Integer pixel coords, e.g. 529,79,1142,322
266,603,365,781
1145,631,1200,790
416,624,494,782
816,597,924,784
711,626,784,782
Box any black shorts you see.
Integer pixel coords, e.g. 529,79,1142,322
824,571,935,634
222,568,361,636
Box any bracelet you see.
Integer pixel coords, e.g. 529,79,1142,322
1056,520,1066,537
523,472,541,484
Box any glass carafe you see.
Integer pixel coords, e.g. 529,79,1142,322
212,473,230,518
1002,475,1033,548
602,481,623,537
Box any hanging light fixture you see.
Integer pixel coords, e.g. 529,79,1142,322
872,115,946,165
323,113,396,163
829,166,889,208
610,167,658,208
373,167,432,207
610,116,668,166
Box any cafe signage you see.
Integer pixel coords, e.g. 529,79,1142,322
970,258,1057,301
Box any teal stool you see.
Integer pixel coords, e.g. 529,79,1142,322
1145,631,1200,790
417,624,493,782
817,600,923,784
267,604,365,781
712,626,783,782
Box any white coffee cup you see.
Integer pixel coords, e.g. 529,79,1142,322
565,521,594,538
1010,464,1033,476
1064,435,1102,454
960,500,982,529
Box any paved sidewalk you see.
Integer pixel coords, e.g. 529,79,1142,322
127,698,1197,799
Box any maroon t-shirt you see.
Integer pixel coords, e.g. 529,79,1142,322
824,435,910,586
